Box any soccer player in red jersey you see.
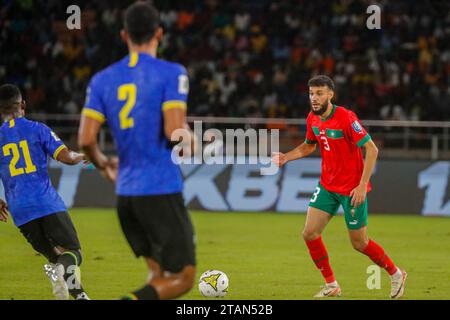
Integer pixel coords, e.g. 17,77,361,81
272,75,407,299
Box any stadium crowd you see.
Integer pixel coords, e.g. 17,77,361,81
1,0,449,120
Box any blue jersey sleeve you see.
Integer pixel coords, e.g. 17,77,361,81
162,64,189,112
39,123,67,160
82,74,106,123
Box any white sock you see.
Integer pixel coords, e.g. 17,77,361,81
327,280,338,287
390,268,402,279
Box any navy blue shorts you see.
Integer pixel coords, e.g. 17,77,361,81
19,212,80,263
117,193,196,273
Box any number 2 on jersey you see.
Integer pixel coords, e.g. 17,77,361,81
2,140,37,177
118,83,137,129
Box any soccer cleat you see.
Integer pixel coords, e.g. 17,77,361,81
44,263,69,300
390,270,407,299
313,284,342,298
75,292,91,300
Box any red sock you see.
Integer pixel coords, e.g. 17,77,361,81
305,236,335,284
362,240,398,275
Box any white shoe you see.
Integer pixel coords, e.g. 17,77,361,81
314,284,342,298
44,264,69,300
76,292,91,300
390,269,407,299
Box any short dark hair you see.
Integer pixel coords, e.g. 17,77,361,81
308,75,335,91
0,84,22,114
124,1,160,45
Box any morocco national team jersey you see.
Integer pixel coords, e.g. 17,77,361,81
0,117,67,226
305,105,372,196
82,52,189,196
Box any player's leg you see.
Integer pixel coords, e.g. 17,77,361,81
304,184,341,297
143,257,195,297
40,212,90,300
152,193,196,299
19,218,69,300
120,194,196,300
117,196,160,299
342,197,407,299
124,257,195,300
145,257,163,281
143,256,194,298
302,207,333,241
133,259,195,300
19,218,59,263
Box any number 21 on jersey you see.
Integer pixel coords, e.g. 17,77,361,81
2,140,37,177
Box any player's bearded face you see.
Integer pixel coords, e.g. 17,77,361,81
309,87,332,116
310,98,329,116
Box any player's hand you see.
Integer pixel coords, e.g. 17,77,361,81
100,157,119,183
350,183,367,208
0,199,9,223
81,153,91,165
271,152,288,167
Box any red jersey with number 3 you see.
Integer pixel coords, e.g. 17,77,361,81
305,105,372,195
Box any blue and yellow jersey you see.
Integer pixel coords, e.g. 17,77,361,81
82,52,189,196
0,117,67,226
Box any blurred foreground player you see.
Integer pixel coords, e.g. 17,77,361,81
78,2,197,300
0,84,89,300
272,75,407,299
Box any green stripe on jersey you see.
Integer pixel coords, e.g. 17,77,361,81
305,138,317,144
357,134,372,147
312,126,320,136
326,128,343,139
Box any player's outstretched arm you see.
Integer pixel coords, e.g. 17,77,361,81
56,148,89,166
164,108,198,156
78,116,117,182
272,142,317,167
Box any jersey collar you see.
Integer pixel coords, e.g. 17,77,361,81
320,104,336,122
127,52,156,67
2,115,23,123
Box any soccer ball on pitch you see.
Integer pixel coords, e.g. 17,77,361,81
198,270,229,298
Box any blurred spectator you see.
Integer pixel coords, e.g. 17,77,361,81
0,0,449,121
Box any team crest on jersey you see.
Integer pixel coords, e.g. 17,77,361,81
84,87,91,106
51,131,61,141
178,75,189,94
351,121,363,134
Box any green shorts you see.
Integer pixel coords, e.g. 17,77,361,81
308,183,368,230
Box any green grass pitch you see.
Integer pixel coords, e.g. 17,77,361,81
1,209,449,300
